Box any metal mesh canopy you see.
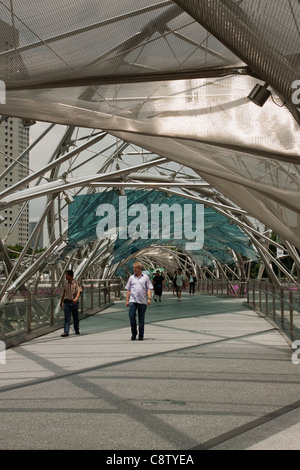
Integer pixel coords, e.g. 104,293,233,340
0,0,299,291
66,190,256,265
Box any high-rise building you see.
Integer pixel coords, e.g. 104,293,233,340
0,117,30,245
29,221,44,250
0,19,30,246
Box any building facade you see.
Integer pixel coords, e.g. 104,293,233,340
0,18,30,246
0,117,30,245
28,221,44,250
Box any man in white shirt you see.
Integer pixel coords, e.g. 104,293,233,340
125,262,153,341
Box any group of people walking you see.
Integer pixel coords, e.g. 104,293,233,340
60,263,197,342
172,268,197,300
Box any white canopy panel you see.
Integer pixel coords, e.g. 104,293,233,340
0,0,299,254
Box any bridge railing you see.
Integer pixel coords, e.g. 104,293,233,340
196,279,247,297
245,280,300,342
196,278,300,341
0,279,122,348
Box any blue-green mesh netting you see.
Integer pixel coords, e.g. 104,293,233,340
67,190,256,266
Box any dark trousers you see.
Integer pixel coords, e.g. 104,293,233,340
189,282,195,294
128,302,147,338
63,300,79,334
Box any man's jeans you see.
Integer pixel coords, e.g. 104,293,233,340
63,300,79,334
128,302,147,338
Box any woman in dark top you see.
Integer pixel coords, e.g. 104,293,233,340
153,270,165,302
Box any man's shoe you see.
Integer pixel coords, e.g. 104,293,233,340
75,330,80,334
138,337,144,341
61,333,69,337
131,335,136,341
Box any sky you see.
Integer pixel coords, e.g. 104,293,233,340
29,121,68,220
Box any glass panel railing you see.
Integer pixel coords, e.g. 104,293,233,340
197,279,248,297
246,280,300,341
0,279,121,346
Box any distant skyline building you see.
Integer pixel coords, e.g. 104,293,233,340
0,19,30,246
0,117,30,245
29,221,44,250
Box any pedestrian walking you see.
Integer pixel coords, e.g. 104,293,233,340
189,271,197,295
153,270,165,302
175,268,184,302
172,270,177,296
60,270,82,337
125,262,153,341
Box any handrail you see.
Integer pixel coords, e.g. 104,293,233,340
196,279,247,297
0,279,122,348
196,278,300,341
245,280,300,342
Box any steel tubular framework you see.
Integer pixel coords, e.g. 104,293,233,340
0,1,299,298
0,124,299,300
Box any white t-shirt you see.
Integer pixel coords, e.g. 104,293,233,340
125,273,153,304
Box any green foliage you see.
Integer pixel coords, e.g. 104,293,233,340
7,245,45,259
